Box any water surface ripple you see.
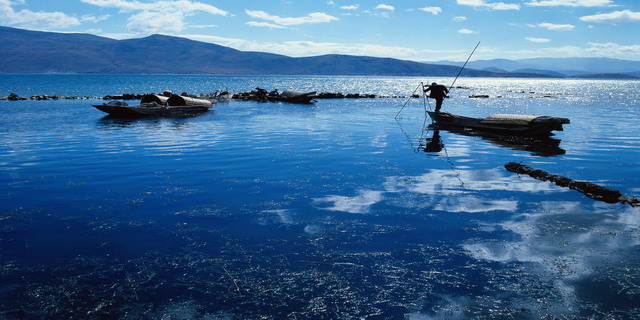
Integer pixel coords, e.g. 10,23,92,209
1,75,639,319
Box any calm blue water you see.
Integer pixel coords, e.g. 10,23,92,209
1,74,640,319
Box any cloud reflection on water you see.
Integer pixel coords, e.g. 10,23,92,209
255,209,295,225
314,166,640,316
462,201,640,315
314,167,561,215
313,190,384,214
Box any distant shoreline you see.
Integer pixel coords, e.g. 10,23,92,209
0,73,638,80
2,27,639,80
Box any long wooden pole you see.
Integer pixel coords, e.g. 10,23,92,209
449,41,480,91
395,82,424,119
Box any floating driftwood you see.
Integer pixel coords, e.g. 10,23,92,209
504,162,639,207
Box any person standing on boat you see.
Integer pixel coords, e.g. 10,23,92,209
424,82,449,113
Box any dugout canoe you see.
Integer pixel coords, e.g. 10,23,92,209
427,111,569,136
93,94,212,117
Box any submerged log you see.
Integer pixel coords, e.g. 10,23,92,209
504,162,639,207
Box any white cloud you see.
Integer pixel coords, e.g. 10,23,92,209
456,0,520,10
491,42,640,60
580,10,640,23
454,16,468,21
458,28,477,34
340,5,359,10
419,6,442,15
586,42,640,57
80,0,229,34
526,37,551,43
188,24,218,29
82,0,229,15
128,10,187,33
177,34,433,59
258,40,422,58
491,2,520,10
80,14,110,23
499,45,584,58
525,0,612,7
169,33,249,48
375,4,395,11
246,21,287,29
0,0,81,29
153,33,640,62
529,22,575,31
245,10,338,27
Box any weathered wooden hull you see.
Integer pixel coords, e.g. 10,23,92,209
92,94,213,117
427,111,569,136
92,104,211,117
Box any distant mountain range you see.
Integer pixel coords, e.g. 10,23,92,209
1,26,639,79
430,58,640,79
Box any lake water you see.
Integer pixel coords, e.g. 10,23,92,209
1,74,639,319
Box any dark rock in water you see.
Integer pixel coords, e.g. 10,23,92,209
5,90,383,102
345,93,376,98
504,162,638,207
103,93,145,100
232,90,268,101
5,93,26,100
316,92,345,99
273,91,378,100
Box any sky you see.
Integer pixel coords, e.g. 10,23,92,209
1,0,639,61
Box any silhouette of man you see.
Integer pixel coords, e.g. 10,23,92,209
424,82,449,113
423,130,443,153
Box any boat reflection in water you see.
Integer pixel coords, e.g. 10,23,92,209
423,124,566,157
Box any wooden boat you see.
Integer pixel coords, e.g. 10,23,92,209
427,111,569,136
93,94,212,117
